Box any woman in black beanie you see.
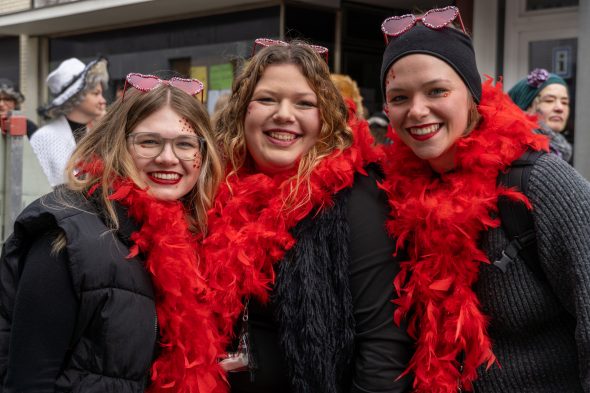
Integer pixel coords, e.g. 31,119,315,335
378,6,590,393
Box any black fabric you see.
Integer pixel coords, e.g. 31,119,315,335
229,167,413,393
474,152,590,392
3,230,77,392
275,187,355,393
380,24,481,103
495,150,546,279
25,119,38,139
66,118,87,143
0,189,157,393
347,170,413,393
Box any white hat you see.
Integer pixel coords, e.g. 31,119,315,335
41,56,108,113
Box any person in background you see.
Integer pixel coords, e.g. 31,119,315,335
0,73,224,392
0,78,38,138
31,57,108,187
367,110,391,144
379,6,590,392
205,38,413,392
508,68,572,162
330,73,365,120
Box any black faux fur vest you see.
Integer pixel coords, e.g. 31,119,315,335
274,188,355,393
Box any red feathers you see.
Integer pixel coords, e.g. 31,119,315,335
202,118,380,366
107,179,226,393
380,80,548,392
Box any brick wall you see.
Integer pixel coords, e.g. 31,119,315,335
0,0,31,15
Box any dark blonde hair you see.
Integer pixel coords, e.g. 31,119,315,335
465,97,482,136
330,73,365,118
65,85,223,234
215,41,352,208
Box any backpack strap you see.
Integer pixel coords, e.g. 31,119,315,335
493,150,545,278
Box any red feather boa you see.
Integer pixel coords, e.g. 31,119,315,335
202,115,381,359
379,79,549,392
80,161,226,392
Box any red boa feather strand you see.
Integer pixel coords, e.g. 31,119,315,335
202,114,381,360
78,160,227,392
379,79,549,392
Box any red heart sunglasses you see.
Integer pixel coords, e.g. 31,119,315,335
122,73,205,102
381,6,466,44
251,38,329,62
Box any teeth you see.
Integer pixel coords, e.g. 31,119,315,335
409,124,440,135
269,132,297,141
151,173,180,180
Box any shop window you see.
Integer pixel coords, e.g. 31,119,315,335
0,37,19,84
526,0,578,11
169,58,191,78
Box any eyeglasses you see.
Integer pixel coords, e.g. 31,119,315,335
251,38,329,62
127,132,205,161
122,73,204,102
381,6,466,44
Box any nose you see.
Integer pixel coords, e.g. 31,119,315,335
407,96,430,120
553,100,565,112
98,94,106,105
273,100,295,123
154,141,179,165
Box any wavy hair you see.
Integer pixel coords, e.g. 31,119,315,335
65,85,223,235
215,41,352,208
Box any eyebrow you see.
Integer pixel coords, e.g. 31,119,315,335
539,94,569,100
386,78,453,94
253,88,316,97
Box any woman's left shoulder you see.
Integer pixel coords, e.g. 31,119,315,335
526,152,590,226
529,152,590,196
346,164,384,204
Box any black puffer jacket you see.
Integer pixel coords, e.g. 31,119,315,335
0,189,156,392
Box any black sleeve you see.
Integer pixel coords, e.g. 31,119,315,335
3,230,78,393
347,169,413,393
26,119,38,139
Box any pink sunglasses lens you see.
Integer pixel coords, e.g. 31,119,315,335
382,15,415,36
423,8,457,28
310,45,328,54
257,38,287,47
170,79,203,96
127,74,160,91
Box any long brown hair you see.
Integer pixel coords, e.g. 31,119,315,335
215,41,353,209
65,85,223,234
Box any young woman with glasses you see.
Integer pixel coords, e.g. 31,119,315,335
202,39,413,392
0,74,224,392
379,6,590,392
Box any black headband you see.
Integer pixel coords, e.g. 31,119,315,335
380,25,481,103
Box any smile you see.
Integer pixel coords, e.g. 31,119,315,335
148,172,182,185
407,123,441,141
264,130,301,146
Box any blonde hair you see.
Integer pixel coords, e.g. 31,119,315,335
465,97,482,136
330,74,365,118
215,41,353,209
65,84,223,235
